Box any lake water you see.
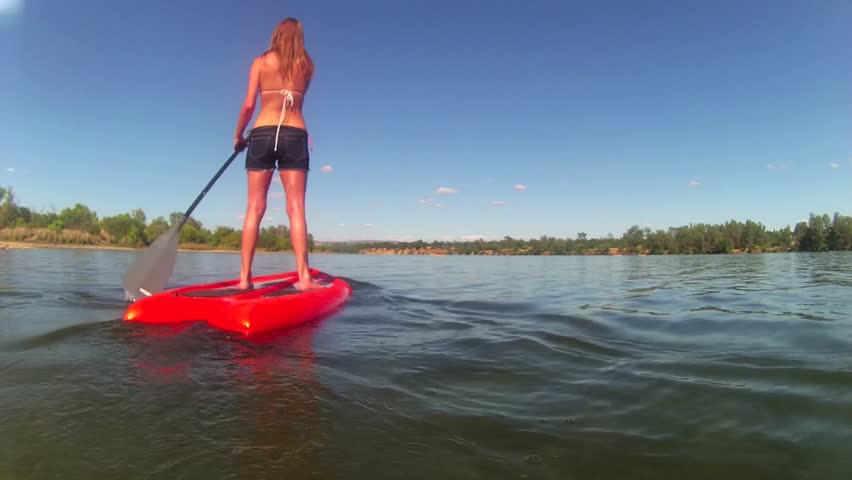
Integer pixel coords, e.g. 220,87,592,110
1,248,850,479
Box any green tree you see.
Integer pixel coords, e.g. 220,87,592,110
100,211,147,245
829,213,852,250
221,231,243,249
742,220,767,252
210,226,237,247
58,203,100,235
31,211,58,228
179,223,210,244
258,226,285,251
799,213,829,252
145,217,170,244
622,225,645,252
0,186,18,227
169,212,204,230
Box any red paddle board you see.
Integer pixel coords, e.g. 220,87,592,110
123,269,351,335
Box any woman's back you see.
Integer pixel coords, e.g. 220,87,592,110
253,52,311,131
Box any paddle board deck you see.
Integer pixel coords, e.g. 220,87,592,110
123,269,351,335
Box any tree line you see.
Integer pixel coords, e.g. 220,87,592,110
0,186,308,251
315,213,850,255
1,186,849,255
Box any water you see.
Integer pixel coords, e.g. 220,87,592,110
1,248,850,479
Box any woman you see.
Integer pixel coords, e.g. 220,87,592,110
233,17,323,291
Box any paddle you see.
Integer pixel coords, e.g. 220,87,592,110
122,146,245,301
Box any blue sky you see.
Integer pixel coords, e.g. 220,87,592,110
1,0,849,241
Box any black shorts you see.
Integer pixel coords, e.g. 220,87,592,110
245,125,310,171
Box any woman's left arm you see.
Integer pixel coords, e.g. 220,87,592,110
234,58,261,148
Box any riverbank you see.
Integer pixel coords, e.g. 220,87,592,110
1,240,805,256
354,246,797,256
0,240,331,255
0,241,233,254
1,241,135,251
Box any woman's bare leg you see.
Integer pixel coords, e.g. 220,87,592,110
280,169,323,290
239,169,274,289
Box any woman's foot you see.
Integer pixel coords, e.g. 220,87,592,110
237,280,254,290
294,279,325,291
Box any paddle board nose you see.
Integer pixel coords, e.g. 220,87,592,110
123,299,151,322
123,307,139,321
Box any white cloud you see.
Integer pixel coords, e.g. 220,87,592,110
321,165,333,173
830,162,840,169
338,223,345,227
417,198,433,205
513,184,527,192
435,186,458,195
766,163,787,170
433,203,444,209
491,200,508,206
688,180,701,187
6,168,14,173
363,223,375,228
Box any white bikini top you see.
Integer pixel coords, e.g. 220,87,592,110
260,88,304,151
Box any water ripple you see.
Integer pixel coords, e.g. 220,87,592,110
1,250,850,479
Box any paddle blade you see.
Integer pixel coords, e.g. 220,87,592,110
122,227,180,301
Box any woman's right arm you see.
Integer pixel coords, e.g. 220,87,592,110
234,58,261,149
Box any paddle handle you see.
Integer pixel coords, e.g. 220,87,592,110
177,146,244,231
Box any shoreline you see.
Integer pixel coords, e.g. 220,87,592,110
1,240,833,256
0,241,334,255
1,241,136,252
0,240,278,254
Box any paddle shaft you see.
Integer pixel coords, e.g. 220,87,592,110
177,147,243,231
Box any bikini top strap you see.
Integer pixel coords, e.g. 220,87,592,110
260,89,303,151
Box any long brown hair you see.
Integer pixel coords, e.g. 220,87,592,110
267,17,314,83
